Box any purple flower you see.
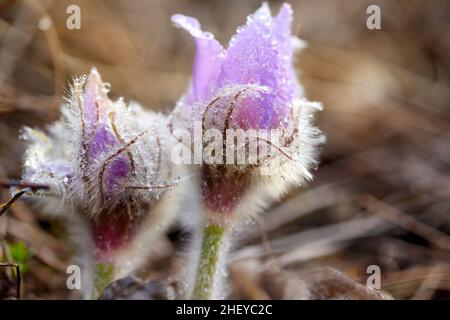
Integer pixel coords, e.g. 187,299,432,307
62,68,173,214
171,5,323,299
22,68,179,278
172,3,300,131
75,69,132,202
172,3,322,222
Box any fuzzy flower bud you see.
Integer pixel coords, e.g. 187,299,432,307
21,68,180,297
171,3,323,226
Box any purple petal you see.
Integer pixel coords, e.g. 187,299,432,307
103,155,130,198
82,68,110,134
216,4,295,129
88,126,119,161
218,4,276,87
172,14,225,103
272,4,299,105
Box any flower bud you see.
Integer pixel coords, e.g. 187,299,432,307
172,3,323,226
21,68,180,296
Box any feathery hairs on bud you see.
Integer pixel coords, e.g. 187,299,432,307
19,68,184,298
171,3,324,299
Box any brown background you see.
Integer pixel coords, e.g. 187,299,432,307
0,0,449,299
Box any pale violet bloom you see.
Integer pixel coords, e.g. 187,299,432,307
171,3,323,224
21,69,180,293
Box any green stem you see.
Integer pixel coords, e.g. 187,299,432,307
93,262,114,299
192,224,227,300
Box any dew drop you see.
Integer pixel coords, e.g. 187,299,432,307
204,32,214,40
103,82,111,93
38,16,52,30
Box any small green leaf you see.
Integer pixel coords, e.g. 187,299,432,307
8,241,32,273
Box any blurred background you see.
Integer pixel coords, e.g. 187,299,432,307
0,0,449,299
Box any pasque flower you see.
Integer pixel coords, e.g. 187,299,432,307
21,68,179,298
171,3,323,299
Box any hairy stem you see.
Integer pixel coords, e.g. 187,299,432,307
93,262,114,299
192,224,227,300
